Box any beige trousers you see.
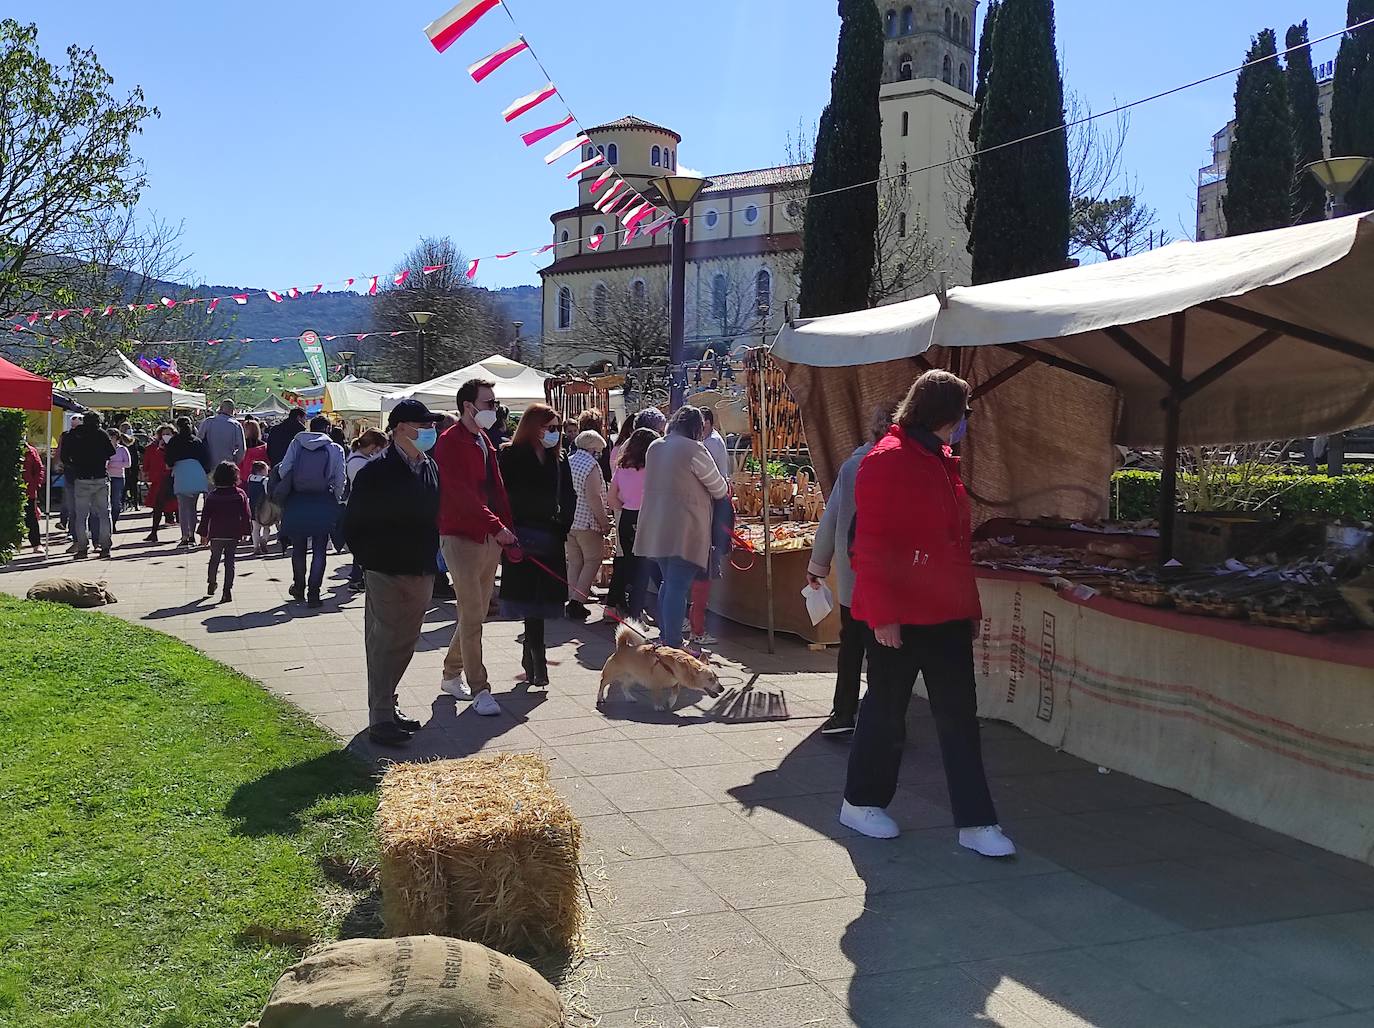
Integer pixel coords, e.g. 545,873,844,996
440,534,502,689
363,571,433,727
565,529,604,603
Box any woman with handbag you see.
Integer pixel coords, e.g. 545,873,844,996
164,417,212,548
496,404,574,688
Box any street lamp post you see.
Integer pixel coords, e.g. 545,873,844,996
648,174,710,410
1303,157,1373,475
511,321,523,363
406,310,435,384
337,350,356,378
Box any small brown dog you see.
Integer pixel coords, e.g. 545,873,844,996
597,622,723,712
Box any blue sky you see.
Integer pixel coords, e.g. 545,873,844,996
12,0,1352,294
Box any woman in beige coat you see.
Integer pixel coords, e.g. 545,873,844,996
633,406,728,648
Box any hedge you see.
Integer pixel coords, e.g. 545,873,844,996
1112,469,1374,522
0,409,25,564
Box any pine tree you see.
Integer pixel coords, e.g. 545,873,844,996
964,0,1001,243
1286,22,1328,223
1224,29,1294,235
968,0,1071,285
799,0,883,317
1331,0,1374,212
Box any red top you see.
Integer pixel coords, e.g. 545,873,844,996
23,443,44,501
198,486,252,540
433,422,512,542
851,425,981,628
238,443,269,481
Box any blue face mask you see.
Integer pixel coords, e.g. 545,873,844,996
414,426,438,452
542,431,561,449
949,417,968,446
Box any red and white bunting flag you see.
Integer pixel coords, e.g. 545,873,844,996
81,307,92,317
647,216,674,237
367,276,379,296
232,294,249,304
544,134,589,164
355,334,368,341
533,243,556,254
27,313,38,325
593,180,625,211
424,0,500,54
469,38,528,81
612,193,641,217
422,264,445,274
267,290,283,303
55,310,71,321
588,232,605,251
161,296,176,308
628,203,656,227
207,339,221,346
624,221,642,244
494,251,518,259
390,331,403,337
567,153,604,178
206,299,220,314
11,324,23,333
589,166,615,193
103,305,115,317
466,259,480,279
503,83,557,123
312,284,323,294
394,270,411,287
324,336,337,342
144,303,158,311
289,287,303,299
271,337,282,343
521,114,574,147
344,278,355,289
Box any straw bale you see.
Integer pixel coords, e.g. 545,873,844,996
377,753,584,956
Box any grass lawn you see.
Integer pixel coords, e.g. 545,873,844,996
230,365,315,401
0,594,380,1027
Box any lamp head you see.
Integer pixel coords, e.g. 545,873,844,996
1304,157,1374,196
648,174,710,216
406,310,435,327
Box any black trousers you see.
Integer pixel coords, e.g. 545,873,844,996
844,619,997,828
522,618,547,680
208,538,238,590
25,499,41,547
832,604,865,720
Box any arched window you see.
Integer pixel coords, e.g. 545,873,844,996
560,229,570,244
592,223,606,241
711,274,728,321
899,54,913,81
901,111,910,136
958,63,968,91
607,142,618,165
755,269,772,318
557,287,572,330
885,9,897,36
942,55,952,84
651,145,661,167
900,160,908,186
596,144,605,157
899,212,908,238
963,16,971,45
944,7,953,36
901,5,914,34
631,279,646,304
593,283,608,322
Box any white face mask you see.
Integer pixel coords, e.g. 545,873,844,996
161,433,172,444
474,408,498,431
542,431,561,449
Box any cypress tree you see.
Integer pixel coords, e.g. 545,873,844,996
1331,0,1374,212
1224,29,1295,235
964,0,1001,243
799,0,883,317
968,0,1071,285
1286,22,1328,223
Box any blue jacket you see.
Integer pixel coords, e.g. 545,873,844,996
807,442,873,607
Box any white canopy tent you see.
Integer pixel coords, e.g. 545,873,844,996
62,353,207,411
382,354,551,415
324,377,406,429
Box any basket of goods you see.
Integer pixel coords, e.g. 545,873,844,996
732,472,762,517
792,469,824,522
1246,588,1359,633
1104,571,1175,607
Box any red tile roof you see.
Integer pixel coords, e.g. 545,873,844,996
584,115,683,142
703,163,812,194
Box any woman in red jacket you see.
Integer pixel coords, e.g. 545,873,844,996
142,424,180,541
841,370,1014,858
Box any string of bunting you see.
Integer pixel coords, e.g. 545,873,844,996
12,327,426,348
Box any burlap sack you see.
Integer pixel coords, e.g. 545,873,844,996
248,936,563,1028
25,578,118,608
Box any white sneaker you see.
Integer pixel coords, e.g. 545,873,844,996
441,675,473,700
693,633,718,646
959,825,1017,858
472,690,501,717
839,800,899,840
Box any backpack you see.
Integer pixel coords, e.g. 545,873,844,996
290,444,333,494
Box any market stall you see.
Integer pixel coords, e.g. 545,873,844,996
383,354,550,415
61,353,207,411
323,377,406,434
770,212,1374,863
1,356,55,553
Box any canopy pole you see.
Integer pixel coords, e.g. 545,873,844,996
43,409,52,559
1159,313,1187,563
758,347,776,656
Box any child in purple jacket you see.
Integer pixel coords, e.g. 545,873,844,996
198,461,252,603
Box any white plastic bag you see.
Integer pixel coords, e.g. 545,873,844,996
801,581,835,625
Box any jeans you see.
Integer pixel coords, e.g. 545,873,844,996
845,619,997,827
71,478,112,552
655,556,702,649
177,494,200,542
207,538,237,591
832,604,865,721
108,477,125,531
291,533,330,595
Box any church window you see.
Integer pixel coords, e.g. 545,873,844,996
744,204,760,224
899,54,913,81
962,15,970,44
607,142,619,165
901,6,914,34
755,269,772,318
711,274,728,321
705,209,720,229
584,145,595,161
652,145,661,167
958,63,968,91
885,9,897,36
899,212,908,238
944,7,953,36
593,283,608,322
557,287,573,329
942,55,952,84
560,229,570,243
631,279,646,303
901,111,909,136
900,161,908,186
593,223,606,240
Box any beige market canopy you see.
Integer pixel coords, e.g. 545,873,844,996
62,352,207,410
382,354,551,415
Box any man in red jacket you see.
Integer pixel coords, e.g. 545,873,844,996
23,440,45,552
433,377,515,716
841,369,1015,859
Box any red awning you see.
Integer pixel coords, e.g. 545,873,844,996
0,355,53,412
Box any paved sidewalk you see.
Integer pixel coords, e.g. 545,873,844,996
6,510,1374,1027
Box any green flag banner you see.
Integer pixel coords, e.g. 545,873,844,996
299,330,328,386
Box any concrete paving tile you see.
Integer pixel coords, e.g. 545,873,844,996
677,983,850,1027
1086,933,1346,1027
1005,769,1191,815
589,856,729,925
773,752,851,795
579,813,668,863
725,792,860,845
710,726,814,761
825,965,1043,1028
997,813,1162,871
593,769,718,814
898,826,1064,884
681,759,816,804
1207,910,1374,1011
1074,805,1256,862
635,733,752,769
961,949,1199,1028
786,834,960,898
554,740,668,777
972,871,1184,946
627,804,775,856
1290,1014,1374,1027
555,777,615,818
681,843,850,910
559,947,673,1017
615,911,808,1001
586,1004,688,1028
979,736,1093,777
528,716,631,746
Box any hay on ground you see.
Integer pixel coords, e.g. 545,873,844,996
377,753,584,956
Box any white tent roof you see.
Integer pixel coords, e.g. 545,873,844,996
774,212,1374,446
382,354,550,414
246,393,292,418
62,353,207,411
325,378,406,419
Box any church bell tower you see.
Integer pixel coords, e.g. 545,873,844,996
878,0,978,94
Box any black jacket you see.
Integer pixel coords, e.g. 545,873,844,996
164,433,211,472
267,418,306,466
343,444,440,576
59,424,116,479
497,442,575,609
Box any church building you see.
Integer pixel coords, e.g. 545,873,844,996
538,1,979,368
